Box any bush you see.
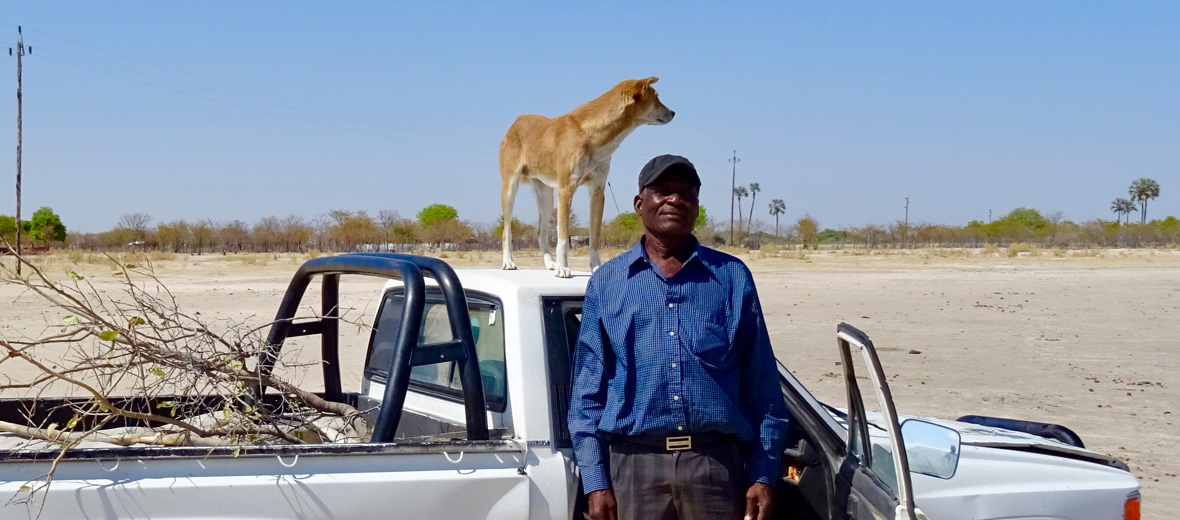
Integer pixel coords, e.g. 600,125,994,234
1007,243,1040,257
417,204,459,226
604,213,643,246
795,216,819,249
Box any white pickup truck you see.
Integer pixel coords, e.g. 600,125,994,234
0,254,1141,519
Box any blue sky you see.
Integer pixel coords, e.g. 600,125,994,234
1,2,1177,232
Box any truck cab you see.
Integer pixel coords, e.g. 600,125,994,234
360,261,927,520
364,267,589,519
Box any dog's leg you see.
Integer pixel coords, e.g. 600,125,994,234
554,182,575,278
501,170,522,270
588,179,606,272
531,178,556,270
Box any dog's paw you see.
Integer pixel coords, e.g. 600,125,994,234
554,267,572,278
501,261,518,270
543,254,556,270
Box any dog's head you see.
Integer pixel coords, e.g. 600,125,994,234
624,77,674,125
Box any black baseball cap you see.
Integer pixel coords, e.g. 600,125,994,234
638,154,701,190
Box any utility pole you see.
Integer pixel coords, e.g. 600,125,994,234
9,27,29,275
988,209,992,223
903,197,910,248
728,150,739,245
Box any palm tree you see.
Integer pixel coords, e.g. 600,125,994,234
769,199,786,236
1120,199,1138,224
1111,198,1136,225
1129,178,1161,224
747,183,760,235
733,186,748,237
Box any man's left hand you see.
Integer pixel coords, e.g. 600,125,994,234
743,482,775,520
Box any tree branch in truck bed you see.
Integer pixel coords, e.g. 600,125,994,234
0,247,368,504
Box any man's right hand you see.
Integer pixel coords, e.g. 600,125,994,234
587,489,618,520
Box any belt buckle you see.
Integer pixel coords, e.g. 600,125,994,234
666,435,692,451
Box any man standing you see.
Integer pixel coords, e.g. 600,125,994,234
568,155,789,520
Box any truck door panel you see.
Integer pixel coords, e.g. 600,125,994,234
1,449,529,519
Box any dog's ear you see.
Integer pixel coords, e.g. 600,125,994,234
629,77,660,103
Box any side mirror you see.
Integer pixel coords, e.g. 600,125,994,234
901,419,961,479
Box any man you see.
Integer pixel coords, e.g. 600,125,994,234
568,154,789,520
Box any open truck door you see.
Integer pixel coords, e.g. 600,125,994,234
834,323,927,520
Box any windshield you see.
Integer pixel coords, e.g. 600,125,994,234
777,361,848,437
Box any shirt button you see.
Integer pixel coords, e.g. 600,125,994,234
671,362,677,368
673,395,680,400
668,331,675,337
677,426,684,431
667,303,675,308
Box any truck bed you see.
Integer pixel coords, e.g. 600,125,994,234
0,393,504,456
0,395,529,520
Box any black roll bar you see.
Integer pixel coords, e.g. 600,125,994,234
257,253,489,442
350,253,489,439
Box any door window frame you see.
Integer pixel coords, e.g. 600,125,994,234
837,324,920,520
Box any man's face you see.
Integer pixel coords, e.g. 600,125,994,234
634,172,700,239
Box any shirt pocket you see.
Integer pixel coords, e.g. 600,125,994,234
690,322,733,367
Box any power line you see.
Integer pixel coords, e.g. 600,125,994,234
27,28,495,146
35,53,496,155
37,47,493,147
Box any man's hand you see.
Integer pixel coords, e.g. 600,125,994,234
744,482,775,520
588,489,618,520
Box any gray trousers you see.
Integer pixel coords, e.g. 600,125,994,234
608,441,746,520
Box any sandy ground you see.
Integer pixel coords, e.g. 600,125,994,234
1,248,1177,518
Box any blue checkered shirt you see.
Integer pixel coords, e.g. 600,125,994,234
568,238,789,494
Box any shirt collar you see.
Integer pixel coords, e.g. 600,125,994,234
627,235,704,273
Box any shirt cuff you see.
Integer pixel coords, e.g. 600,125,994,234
579,464,611,494
748,457,780,486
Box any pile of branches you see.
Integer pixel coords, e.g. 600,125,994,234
0,252,368,452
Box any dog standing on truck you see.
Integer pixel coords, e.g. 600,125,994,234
499,77,674,277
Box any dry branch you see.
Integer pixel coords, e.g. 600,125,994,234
0,246,370,504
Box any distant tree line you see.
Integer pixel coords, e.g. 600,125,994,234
0,207,67,252
22,205,483,254
3,199,1176,255
762,208,1180,250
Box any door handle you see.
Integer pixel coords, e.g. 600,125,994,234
847,494,859,519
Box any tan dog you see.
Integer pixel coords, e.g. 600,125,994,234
500,77,674,277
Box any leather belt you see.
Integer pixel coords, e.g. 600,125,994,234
611,432,738,452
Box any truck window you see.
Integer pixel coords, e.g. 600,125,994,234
365,288,507,412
